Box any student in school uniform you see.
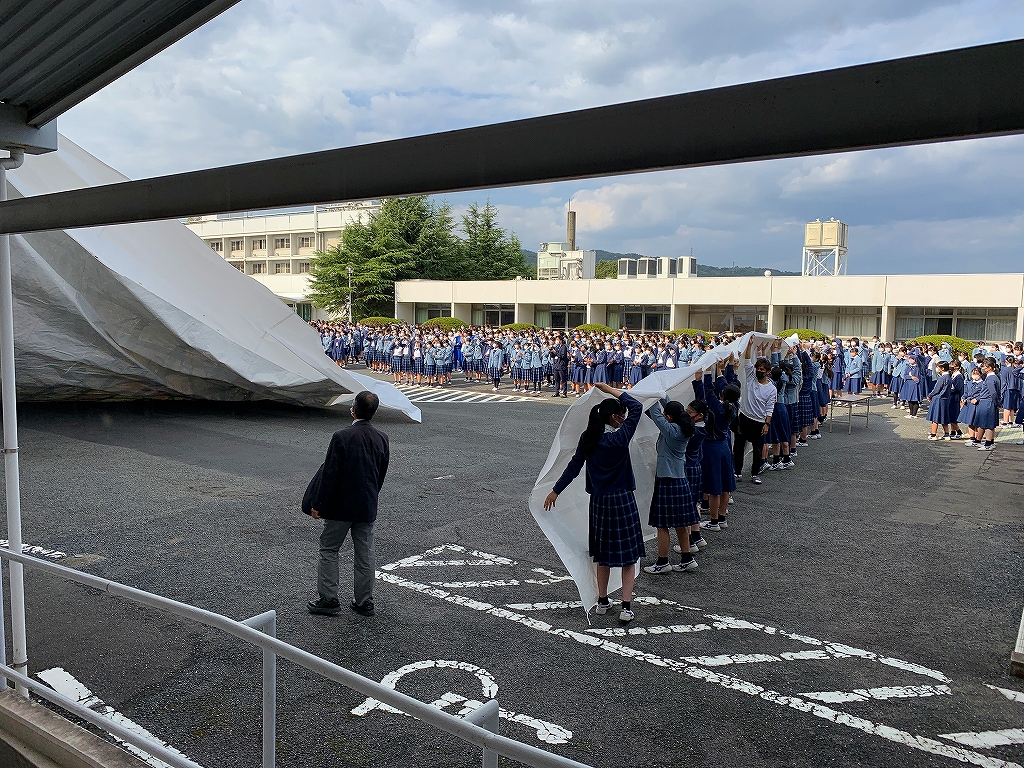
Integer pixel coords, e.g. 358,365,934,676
642,397,698,575
509,342,525,392
544,383,645,623
488,343,506,391
593,343,610,385
999,356,1019,425
959,367,983,445
527,343,544,396
610,342,625,388
899,352,924,418
693,367,738,530
948,359,965,440
970,358,1001,451
830,341,846,397
926,361,952,440
843,343,864,394
767,366,794,470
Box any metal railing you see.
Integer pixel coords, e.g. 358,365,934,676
0,546,593,768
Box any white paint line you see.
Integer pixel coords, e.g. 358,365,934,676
941,730,1024,749
350,659,572,745
586,624,714,637
376,564,1019,768
986,685,1024,704
802,685,952,704
433,474,455,480
0,540,67,560
397,559,514,568
683,653,782,666
37,668,195,768
430,580,521,588
525,568,574,585
505,601,584,611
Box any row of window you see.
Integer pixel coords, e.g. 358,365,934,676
208,236,315,252
239,262,311,275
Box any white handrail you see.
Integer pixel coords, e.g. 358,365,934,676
0,546,593,768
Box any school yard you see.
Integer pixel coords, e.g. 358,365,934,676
7,394,1024,768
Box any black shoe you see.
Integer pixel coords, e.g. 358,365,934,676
307,597,341,616
351,599,376,616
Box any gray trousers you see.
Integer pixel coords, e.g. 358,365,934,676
317,519,375,606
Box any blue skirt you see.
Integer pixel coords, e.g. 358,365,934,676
768,401,791,444
948,396,962,424
591,364,606,384
870,371,890,385
628,365,644,385
898,377,920,402
489,365,504,378
424,363,436,376
390,357,402,373
926,396,950,424
700,439,736,496
816,379,829,407
649,477,698,529
970,401,998,430
831,369,845,391
571,365,585,384
794,393,815,429
844,376,863,394
589,490,645,567
959,400,977,426
683,459,703,511
622,361,633,380
510,365,524,380
412,358,425,374
1002,390,1020,410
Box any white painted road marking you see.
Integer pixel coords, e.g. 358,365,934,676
987,684,1024,704
941,730,1024,749
802,685,953,703
351,659,573,745
37,668,196,768
377,544,1024,768
0,540,67,560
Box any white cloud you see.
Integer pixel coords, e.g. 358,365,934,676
50,0,1024,273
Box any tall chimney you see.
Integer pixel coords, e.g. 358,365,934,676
566,210,577,251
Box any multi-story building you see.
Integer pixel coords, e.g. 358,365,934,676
185,202,379,321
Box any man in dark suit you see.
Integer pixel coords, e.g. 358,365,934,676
308,391,390,617
551,335,568,397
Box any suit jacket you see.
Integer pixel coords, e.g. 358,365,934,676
314,421,390,523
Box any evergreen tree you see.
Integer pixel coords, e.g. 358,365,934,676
460,200,530,280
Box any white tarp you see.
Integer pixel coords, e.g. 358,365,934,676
530,332,784,616
5,136,419,421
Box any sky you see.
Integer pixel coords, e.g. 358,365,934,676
57,0,1024,275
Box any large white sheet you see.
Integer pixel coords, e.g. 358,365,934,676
5,136,419,421
530,332,784,616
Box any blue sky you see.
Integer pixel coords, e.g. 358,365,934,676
58,0,1024,274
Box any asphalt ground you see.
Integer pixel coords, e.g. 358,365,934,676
2,390,1024,768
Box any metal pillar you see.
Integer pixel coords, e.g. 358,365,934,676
0,148,28,696
465,699,500,768
243,610,277,768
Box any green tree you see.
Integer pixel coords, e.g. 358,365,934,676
594,260,618,279
460,200,530,280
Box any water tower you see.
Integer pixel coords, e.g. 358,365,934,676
802,219,848,276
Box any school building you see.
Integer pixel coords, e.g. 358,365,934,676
394,273,1024,342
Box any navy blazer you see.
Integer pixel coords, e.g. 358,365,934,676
553,393,642,495
314,420,390,523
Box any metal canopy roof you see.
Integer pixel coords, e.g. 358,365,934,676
0,0,240,127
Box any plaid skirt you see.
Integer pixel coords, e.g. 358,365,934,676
390,357,403,372
793,393,815,429
683,459,703,511
622,360,633,379
529,367,542,384
510,365,524,379
412,358,425,374
649,476,699,529
589,489,646,567
424,363,437,376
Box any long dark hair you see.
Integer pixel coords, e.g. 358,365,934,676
688,398,715,439
664,401,695,438
580,398,626,455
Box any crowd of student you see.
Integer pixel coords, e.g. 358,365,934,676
312,318,1022,622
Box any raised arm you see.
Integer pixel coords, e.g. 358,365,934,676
647,398,683,440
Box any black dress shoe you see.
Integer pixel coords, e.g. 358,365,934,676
307,597,341,615
350,599,375,616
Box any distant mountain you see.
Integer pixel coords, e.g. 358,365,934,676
523,248,798,276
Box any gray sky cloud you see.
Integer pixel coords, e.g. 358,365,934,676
56,0,1024,274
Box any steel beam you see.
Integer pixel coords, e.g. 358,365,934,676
2,38,1024,235
0,103,56,154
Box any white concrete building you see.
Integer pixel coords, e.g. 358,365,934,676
395,273,1024,342
185,202,379,320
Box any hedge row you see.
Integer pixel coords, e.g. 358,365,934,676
908,334,975,357
574,323,614,334
779,328,831,340
669,328,711,338
419,317,466,332
500,322,540,331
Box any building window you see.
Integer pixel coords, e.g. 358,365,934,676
299,236,313,249
274,238,290,250
251,263,266,274
535,304,586,329
295,303,313,322
894,307,1017,343
230,240,243,252
209,241,222,252
252,238,266,251
606,305,670,332
275,262,291,274
472,304,515,327
415,303,453,324
297,262,311,273
233,262,244,271
691,305,769,334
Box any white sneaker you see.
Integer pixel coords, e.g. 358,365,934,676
643,561,674,575
978,443,994,451
673,560,698,572
1016,439,1024,445
718,519,727,529
594,599,612,615
672,544,682,553
619,608,635,622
